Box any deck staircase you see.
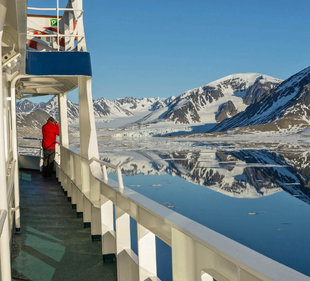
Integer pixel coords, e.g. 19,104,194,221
12,170,117,281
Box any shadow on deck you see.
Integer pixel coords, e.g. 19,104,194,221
11,170,117,281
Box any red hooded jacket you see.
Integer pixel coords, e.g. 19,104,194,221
42,121,59,149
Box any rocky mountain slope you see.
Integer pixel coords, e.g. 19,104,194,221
135,73,281,125
17,96,79,123
16,96,173,125
16,73,281,129
114,97,173,113
93,97,132,117
209,66,310,133
21,69,310,136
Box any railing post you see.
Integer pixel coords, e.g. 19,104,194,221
171,228,219,281
56,0,59,51
171,227,199,281
74,153,81,189
71,179,78,207
69,150,75,180
89,164,101,240
115,206,138,281
75,185,83,213
102,165,108,183
82,161,91,227
64,3,74,50
116,166,124,191
137,224,157,281
91,204,101,240
74,0,86,51
100,194,115,258
72,157,84,214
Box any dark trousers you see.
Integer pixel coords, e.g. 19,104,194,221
43,149,55,177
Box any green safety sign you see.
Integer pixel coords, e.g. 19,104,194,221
50,19,57,26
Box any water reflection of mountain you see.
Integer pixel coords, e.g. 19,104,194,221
101,147,310,203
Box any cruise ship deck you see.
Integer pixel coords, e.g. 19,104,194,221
1,0,310,280
12,170,117,281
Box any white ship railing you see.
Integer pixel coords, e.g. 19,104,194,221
27,0,86,51
56,145,310,281
0,155,18,281
18,137,42,155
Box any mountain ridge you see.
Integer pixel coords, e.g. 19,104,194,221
18,69,310,136
134,73,282,125
208,66,310,133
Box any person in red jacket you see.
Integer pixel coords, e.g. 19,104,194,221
42,116,59,177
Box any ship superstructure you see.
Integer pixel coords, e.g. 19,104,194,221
0,1,309,280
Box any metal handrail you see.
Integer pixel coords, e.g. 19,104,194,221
27,34,85,38
90,157,118,170
0,210,7,236
90,157,124,189
28,7,83,12
18,145,41,150
19,138,42,151
23,137,41,140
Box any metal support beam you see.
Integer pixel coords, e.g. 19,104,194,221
0,1,12,277
78,76,99,160
10,78,20,230
58,93,69,148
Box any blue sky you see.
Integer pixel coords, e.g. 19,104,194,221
29,0,310,102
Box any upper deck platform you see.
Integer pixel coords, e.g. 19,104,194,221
25,1,92,79
25,1,92,77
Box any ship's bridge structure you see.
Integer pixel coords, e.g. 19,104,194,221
0,0,309,281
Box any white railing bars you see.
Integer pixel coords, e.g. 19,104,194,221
56,145,310,281
27,0,86,51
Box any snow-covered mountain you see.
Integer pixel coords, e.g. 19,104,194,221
16,96,174,125
17,96,79,123
16,99,37,113
114,97,173,113
93,97,132,117
22,69,310,136
209,66,310,133
135,73,281,125
17,109,51,129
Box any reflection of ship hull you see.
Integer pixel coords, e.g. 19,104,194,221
101,146,310,203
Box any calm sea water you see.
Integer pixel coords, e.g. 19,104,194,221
101,140,310,279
